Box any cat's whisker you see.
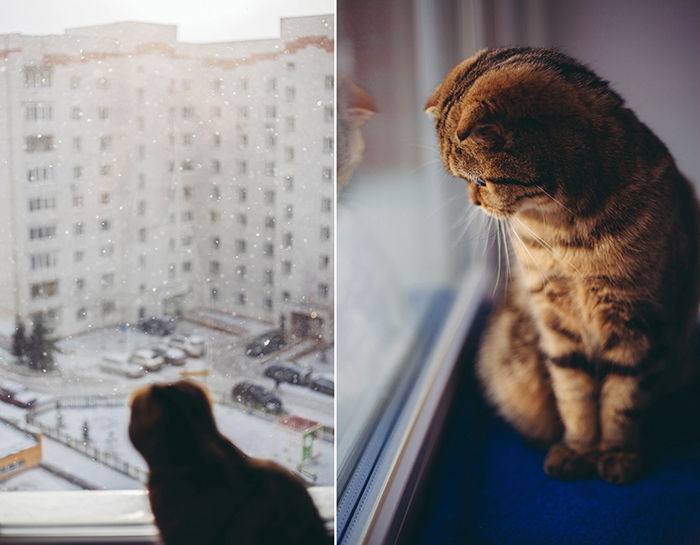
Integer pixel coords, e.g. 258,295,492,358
493,217,503,296
512,216,582,275
500,219,512,290
536,185,574,215
509,221,549,286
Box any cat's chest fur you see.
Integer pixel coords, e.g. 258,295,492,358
510,217,627,356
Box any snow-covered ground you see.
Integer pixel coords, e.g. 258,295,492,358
0,318,334,490
0,466,83,492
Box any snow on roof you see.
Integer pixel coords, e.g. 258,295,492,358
277,415,321,434
0,422,38,459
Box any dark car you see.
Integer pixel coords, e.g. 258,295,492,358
308,373,334,396
264,363,310,385
245,329,287,357
138,316,176,336
231,382,283,414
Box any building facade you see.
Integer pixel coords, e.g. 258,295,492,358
0,15,334,342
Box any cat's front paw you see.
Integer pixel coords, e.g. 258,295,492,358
597,449,644,485
543,442,598,480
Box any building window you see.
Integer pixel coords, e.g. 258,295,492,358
182,235,192,246
285,147,295,162
212,236,221,249
282,260,292,275
181,159,194,171
182,261,192,273
265,216,276,229
100,245,114,257
30,280,59,299
285,205,294,220
321,225,331,240
236,265,246,278
210,288,219,301
73,165,82,179
101,273,115,288
97,106,109,120
319,255,330,270
237,213,247,226
74,222,84,236
73,137,81,152
102,301,116,316
325,74,334,90
265,105,277,119
266,133,276,150
210,261,220,275
23,65,53,88
182,106,195,119
282,290,291,302
25,102,53,121
212,159,221,173
100,192,110,204
264,243,274,257
74,250,84,262
70,75,80,89
237,292,247,305
139,228,147,242
76,308,87,321
210,186,221,200
30,253,56,270
100,136,112,151
286,62,296,72
100,164,112,176
238,106,249,118
322,198,332,213
25,135,54,153
238,187,247,202
284,176,294,191
318,283,329,299
29,225,56,240
285,86,296,102
323,137,334,154
264,190,275,205
182,133,195,146
75,278,85,291
264,162,276,177
27,165,54,183
264,270,273,286
263,297,273,311
285,116,295,133
238,134,248,149
284,233,293,248
73,195,84,207
213,133,221,147
100,219,111,231
324,105,334,122
28,196,56,212
137,201,146,215
235,239,246,253
210,210,220,224
322,167,333,181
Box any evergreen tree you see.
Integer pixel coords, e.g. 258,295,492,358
11,316,27,365
27,316,57,372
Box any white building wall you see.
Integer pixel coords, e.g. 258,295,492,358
0,15,334,342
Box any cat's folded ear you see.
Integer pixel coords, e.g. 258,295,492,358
455,103,505,147
340,74,376,128
424,84,441,118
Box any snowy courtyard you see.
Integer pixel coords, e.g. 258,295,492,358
0,313,334,490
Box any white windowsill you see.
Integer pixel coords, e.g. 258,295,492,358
0,487,334,544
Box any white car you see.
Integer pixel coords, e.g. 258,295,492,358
168,335,206,357
130,348,165,372
99,355,146,379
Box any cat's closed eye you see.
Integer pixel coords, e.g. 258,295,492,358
458,122,505,148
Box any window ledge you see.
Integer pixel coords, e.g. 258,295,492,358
0,487,334,544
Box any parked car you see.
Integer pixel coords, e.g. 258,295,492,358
245,329,287,357
151,344,187,366
138,316,176,336
231,381,283,414
130,348,165,372
0,381,40,408
99,354,146,378
168,335,206,357
307,373,334,396
264,363,311,385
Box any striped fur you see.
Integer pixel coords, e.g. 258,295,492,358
426,48,700,484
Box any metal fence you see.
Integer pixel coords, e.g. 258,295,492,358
26,395,149,484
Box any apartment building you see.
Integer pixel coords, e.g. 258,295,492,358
0,15,334,342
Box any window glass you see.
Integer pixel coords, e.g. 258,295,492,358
0,7,334,497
